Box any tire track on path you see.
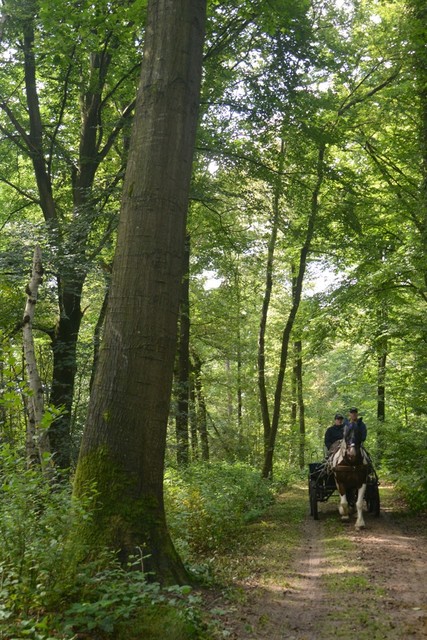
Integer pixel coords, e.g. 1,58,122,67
221,488,427,640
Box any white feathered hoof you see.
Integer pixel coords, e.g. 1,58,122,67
339,504,348,517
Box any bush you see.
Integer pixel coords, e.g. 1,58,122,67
382,417,427,513
164,461,274,556
0,445,204,639
0,445,90,615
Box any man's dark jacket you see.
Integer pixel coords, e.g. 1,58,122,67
324,424,345,450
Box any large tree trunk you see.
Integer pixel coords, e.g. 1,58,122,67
74,0,206,584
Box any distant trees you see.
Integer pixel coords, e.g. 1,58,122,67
0,0,425,512
0,0,142,466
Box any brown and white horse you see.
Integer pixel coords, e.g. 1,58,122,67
329,425,369,529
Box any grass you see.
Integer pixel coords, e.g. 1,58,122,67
211,486,308,589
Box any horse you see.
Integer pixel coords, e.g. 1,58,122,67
329,424,369,529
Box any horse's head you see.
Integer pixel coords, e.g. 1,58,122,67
343,424,363,464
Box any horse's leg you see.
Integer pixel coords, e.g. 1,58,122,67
355,483,367,529
338,491,350,521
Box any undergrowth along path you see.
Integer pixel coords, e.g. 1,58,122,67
213,485,427,640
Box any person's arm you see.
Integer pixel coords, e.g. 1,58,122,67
358,419,367,441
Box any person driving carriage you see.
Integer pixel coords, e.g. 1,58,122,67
324,408,367,455
347,407,367,444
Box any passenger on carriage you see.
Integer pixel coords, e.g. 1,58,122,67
324,413,345,454
324,408,367,456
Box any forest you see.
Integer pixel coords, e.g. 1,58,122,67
0,0,426,638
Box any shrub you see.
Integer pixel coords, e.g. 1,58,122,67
382,417,427,513
165,461,274,556
0,445,204,639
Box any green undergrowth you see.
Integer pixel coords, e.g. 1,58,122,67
0,449,279,639
381,418,427,513
165,462,275,562
0,446,208,639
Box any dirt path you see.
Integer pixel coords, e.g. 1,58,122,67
215,487,427,640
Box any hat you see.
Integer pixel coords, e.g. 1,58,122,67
334,413,344,419
349,407,358,413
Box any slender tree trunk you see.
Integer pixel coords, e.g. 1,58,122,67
48,281,84,468
375,300,388,463
236,276,243,445
294,339,305,470
262,143,325,479
22,246,51,466
0,354,6,441
237,336,243,445
74,0,206,584
90,284,110,392
225,359,233,419
290,360,297,429
189,366,199,460
377,355,386,423
193,353,209,461
258,139,285,456
175,236,190,465
377,327,387,425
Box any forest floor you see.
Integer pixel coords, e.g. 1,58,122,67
205,485,427,640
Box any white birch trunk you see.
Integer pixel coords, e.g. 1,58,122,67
23,245,51,465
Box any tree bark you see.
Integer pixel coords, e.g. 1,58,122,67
175,236,190,465
74,0,206,584
258,139,285,457
294,339,305,470
193,352,209,461
22,246,51,466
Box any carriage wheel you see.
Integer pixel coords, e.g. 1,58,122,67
369,483,380,516
309,480,319,520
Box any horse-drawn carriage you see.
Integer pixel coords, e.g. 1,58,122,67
308,459,380,522
308,424,381,528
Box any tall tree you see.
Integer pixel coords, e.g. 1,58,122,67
74,0,206,584
262,142,326,478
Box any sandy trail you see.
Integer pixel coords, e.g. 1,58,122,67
219,490,427,640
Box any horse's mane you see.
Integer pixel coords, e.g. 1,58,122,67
344,423,363,446
329,429,369,469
